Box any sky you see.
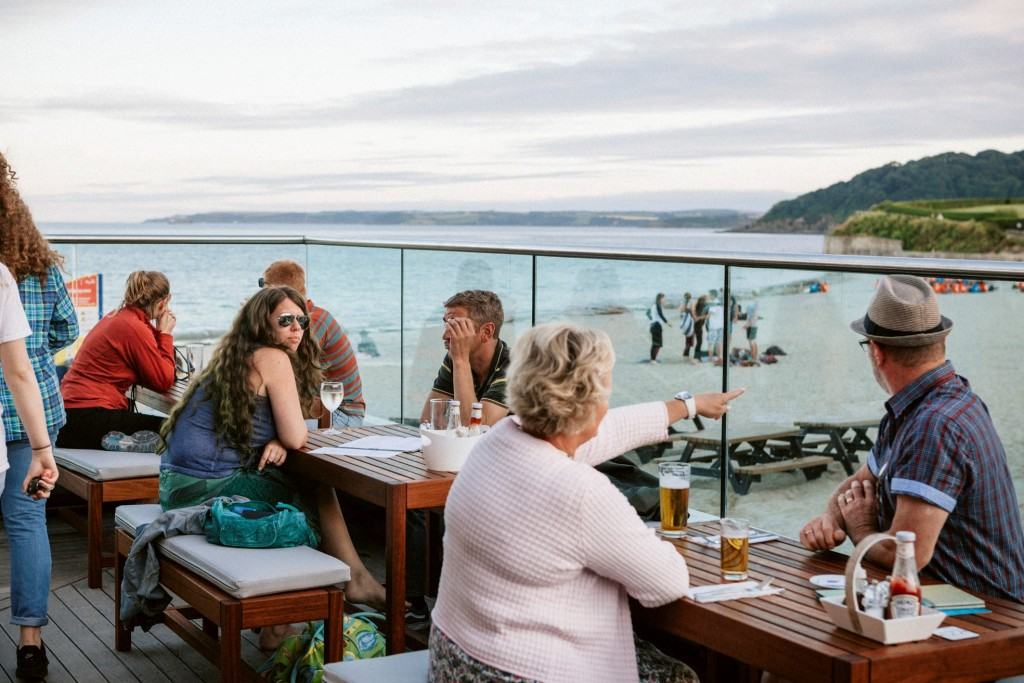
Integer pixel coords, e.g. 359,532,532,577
2,0,1023,222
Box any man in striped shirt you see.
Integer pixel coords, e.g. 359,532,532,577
261,261,365,426
800,275,1024,602
420,290,509,427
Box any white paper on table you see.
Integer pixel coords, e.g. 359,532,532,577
337,435,422,452
689,581,785,603
311,446,401,458
685,530,779,547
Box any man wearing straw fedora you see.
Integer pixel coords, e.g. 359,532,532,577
800,275,1024,602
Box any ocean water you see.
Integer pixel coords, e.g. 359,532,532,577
42,222,827,340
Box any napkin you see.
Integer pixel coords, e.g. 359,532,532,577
689,581,785,603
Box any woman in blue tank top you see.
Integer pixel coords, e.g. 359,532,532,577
158,286,385,644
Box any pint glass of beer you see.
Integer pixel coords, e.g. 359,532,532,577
658,462,690,537
720,517,750,581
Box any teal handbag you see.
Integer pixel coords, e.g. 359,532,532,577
204,499,317,549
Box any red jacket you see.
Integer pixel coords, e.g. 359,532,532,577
61,306,175,411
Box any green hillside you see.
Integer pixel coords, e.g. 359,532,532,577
757,149,1024,232
831,198,1024,253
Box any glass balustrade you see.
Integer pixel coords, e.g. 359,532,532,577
48,236,1024,537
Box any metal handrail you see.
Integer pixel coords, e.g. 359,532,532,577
45,233,1024,279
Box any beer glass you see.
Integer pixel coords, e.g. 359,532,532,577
429,398,449,431
658,462,691,537
720,517,751,581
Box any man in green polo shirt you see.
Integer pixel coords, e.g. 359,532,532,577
420,290,510,427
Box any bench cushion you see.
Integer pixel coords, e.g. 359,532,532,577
323,650,429,683
114,504,351,598
55,448,160,480
115,503,164,536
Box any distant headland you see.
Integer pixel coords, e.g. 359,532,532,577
145,209,757,229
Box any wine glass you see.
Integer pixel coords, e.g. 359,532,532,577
320,381,344,428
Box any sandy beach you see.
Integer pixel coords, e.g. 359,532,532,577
350,273,1024,546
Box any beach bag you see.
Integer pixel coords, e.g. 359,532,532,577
260,614,386,683
204,499,317,549
679,311,694,337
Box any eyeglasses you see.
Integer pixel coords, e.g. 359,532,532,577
277,314,310,329
859,339,870,351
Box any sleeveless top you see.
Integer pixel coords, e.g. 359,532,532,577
161,382,276,478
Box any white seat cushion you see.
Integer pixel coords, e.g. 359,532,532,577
114,504,351,598
55,448,160,480
115,504,163,536
323,650,429,683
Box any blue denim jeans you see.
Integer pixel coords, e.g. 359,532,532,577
1,433,56,627
331,411,364,429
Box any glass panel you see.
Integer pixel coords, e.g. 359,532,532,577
401,250,533,424
65,241,306,378
726,267,1024,547
307,244,402,422
536,256,727,520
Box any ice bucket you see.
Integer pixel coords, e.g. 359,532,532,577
821,532,945,645
419,426,488,472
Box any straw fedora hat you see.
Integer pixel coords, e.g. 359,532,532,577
850,275,953,347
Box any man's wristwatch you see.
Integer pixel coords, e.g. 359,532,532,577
674,391,697,419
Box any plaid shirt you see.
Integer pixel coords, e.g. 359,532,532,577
0,266,79,440
868,361,1024,602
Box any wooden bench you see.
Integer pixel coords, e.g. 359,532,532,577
53,448,160,589
113,504,350,683
733,454,834,481
323,650,429,682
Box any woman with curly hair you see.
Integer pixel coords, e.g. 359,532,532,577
0,152,78,680
158,285,385,646
58,270,176,448
429,322,744,683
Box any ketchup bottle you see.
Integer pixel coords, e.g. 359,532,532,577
888,531,922,618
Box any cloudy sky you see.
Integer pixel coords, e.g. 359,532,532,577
2,0,1022,222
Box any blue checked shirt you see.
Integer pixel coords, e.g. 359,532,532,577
868,361,1024,602
0,266,79,441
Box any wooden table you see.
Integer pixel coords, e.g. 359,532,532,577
634,522,1024,682
287,424,456,654
134,378,190,415
794,417,881,476
673,423,832,495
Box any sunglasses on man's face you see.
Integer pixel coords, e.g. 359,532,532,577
277,314,310,329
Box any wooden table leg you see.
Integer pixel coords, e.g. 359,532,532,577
385,486,408,653
828,430,856,475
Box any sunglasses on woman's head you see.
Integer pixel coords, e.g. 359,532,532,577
277,314,310,329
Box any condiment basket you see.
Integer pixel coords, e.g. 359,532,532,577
820,532,945,645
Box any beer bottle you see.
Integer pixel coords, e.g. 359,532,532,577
888,531,922,619
446,400,462,432
469,402,483,435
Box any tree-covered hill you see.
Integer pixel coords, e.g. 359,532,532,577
757,149,1024,232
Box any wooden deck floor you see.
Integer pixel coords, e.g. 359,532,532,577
0,516,268,682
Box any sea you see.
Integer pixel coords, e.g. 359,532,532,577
40,222,826,341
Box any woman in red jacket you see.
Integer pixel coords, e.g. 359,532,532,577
57,271,176,448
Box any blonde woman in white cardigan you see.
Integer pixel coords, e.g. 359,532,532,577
429,322,743,683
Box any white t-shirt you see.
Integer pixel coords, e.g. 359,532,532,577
0,264,32,473
707,302,725,331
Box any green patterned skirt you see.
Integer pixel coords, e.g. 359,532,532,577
159,467,322,545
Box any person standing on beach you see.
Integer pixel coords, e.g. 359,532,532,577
646,293,668,363
678,292,696,363
799,275,1024,602
692,294,708,361
706,290,725,363
743,292,760,363
421,290,509,427
260,260,366,427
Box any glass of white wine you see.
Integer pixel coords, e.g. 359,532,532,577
320,381,344,428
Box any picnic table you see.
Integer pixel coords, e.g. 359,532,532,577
672,423,832,495
633,522,1024,682
287,424,455,654
794,417,881,476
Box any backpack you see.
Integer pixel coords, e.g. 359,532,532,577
259,612,387,683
